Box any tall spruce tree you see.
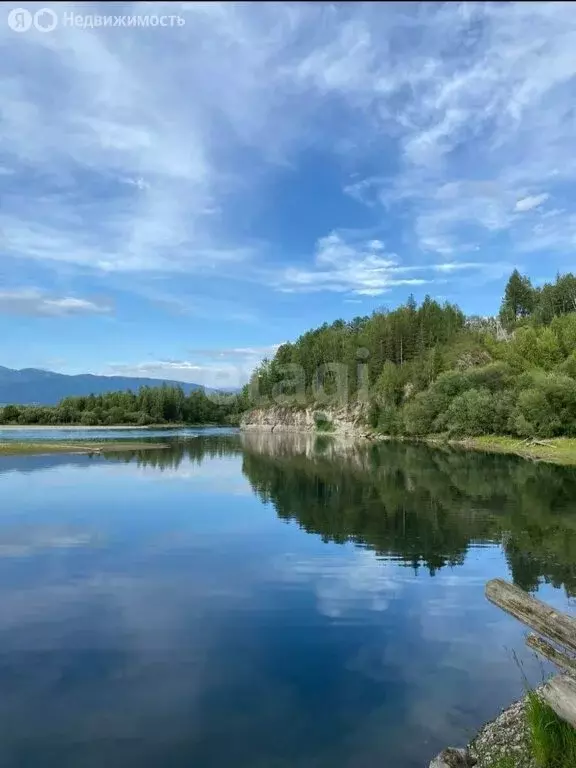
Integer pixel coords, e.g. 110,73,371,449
499,269,536,328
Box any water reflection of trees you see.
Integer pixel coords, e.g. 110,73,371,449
239,435,576,596
103,435,242,470
102,433,576,595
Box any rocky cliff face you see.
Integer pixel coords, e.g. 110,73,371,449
239,405,371,437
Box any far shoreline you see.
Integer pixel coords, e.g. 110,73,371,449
0,441,170,456
0,423,227,431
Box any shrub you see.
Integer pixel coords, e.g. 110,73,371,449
377,404,401,435
1,405,21,423
314,412,334,432
402,371,471,435
373,361,404,406
80,411,100,426
558,352,576,379
515,373,576,437
465,362,513,393
437,388,495,436
402,391,437,435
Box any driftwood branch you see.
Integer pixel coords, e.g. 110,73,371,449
526,633,576,677
486,579,576,655
539,674,576,730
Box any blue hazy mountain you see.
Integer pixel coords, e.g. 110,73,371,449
0,366,207,405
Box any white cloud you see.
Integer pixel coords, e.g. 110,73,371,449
0,289,112,317
104,346,279,388
277,233,428,296
121,176,151,191
331,4,576,260
0,1,306,275
1,1,575,296
275,231,501,296
433,262,487,273
514,193,550,212
275,549,406,619
0,526,98,557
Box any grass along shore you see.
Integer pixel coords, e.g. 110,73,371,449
0,441,168,455
469,688,576,768
450,436,576,467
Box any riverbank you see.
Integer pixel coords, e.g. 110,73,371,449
0,441,168,455
469,694,536,768
241,409,576,468
430,687,576,768
451,436,576,467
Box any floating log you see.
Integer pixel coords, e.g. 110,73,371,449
526,633,576,677
539,674,576,730
486,579,576,655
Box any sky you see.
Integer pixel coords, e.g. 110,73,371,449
1,1,576,388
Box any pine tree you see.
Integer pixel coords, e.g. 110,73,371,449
499,269,536,328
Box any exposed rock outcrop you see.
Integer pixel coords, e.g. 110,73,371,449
240,405,372,437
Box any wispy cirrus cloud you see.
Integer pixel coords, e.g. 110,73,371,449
275,232,503,297
277,234,426,297
2,1,576,321
0,288,112,317
514,193,550,213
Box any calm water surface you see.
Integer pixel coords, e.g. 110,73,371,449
0,429,574,768
0,426,235,440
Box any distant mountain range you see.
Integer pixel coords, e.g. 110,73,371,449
0,366,207,405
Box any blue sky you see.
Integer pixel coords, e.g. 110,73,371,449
2,2,576,388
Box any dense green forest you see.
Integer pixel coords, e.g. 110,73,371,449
0,385,244,426
247,270,576,438
4,269,576,437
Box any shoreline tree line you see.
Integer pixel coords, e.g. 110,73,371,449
246,270,576,438
3,269,576,437
0,385,245,427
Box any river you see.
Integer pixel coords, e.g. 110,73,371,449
0,428,573,767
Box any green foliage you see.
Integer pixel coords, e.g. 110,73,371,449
314,412,335,432
499,269,537,328
526,690,576,768
374,360,404,406
515,373,576,437
0,384,243,427
484,758,517,768
248,297,465,404
464,361,513,392
376,403,401,435
6,269,576,442
243,270,576,441
438,388,496,436
402,371,471,435
558,353,576,379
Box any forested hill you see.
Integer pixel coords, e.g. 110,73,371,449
0,367,204,405
247,270,576,439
